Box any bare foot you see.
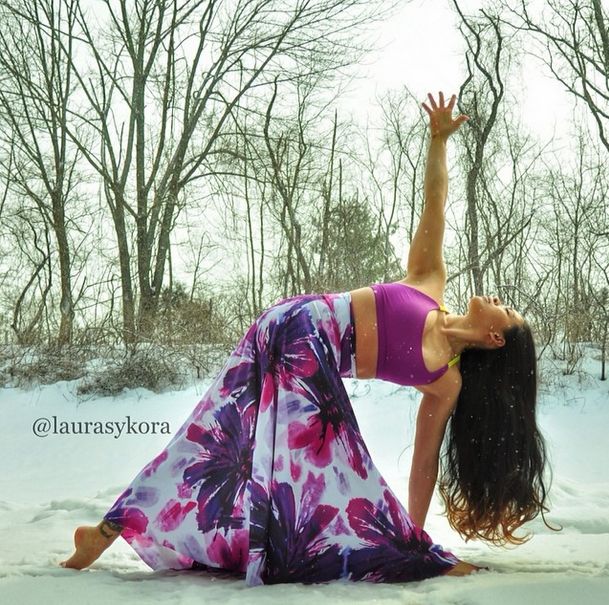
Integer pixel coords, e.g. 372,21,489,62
59,520,123,569
445,560,488,576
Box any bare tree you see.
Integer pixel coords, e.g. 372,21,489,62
358,88,428,283
501,0,609,153
0,0,81,344
532,129,607,373
47,0,385,344
452,1,509,295
6,207,53,344
263,77,315,295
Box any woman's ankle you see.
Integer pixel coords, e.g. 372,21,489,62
97,519,123,540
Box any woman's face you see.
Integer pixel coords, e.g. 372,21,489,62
467,295,525,347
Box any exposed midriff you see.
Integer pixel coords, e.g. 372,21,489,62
348,286,378,379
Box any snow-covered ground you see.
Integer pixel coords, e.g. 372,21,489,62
1,351,608,604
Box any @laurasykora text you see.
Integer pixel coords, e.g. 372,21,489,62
32,415,171,439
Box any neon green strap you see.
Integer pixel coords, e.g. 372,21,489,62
447,354,461,367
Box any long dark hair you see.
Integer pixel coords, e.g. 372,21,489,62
438,321,560,545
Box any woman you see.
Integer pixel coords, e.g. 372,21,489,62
60,92,551,584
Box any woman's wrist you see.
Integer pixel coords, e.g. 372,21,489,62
431,132,449,143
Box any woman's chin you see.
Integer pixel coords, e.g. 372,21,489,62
469,295,481,308
468,296,485,316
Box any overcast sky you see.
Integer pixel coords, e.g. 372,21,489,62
340,0,577,145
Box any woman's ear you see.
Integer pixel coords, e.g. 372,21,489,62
490,331,506,348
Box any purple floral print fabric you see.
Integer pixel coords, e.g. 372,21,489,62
103,292,459,585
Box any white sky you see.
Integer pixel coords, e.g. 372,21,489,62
339,0,576,143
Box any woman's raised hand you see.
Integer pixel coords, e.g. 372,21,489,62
422,92,469,140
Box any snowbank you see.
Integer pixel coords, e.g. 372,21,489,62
1,357,608,604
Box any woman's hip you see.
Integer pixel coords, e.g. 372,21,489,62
254,291,356,379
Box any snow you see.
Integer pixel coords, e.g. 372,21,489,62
1,351,608,604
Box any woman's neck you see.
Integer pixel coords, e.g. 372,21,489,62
440,312,484,355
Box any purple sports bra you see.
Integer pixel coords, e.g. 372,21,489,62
370,282,460,386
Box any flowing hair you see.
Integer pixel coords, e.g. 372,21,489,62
438,321,560,546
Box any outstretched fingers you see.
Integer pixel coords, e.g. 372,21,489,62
423,91,453,114
422,91,469,138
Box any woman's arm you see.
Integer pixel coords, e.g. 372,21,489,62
408,378,461,528
406,92,468,280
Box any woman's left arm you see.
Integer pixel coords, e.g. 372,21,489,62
406,92,468,280
408,374,461,529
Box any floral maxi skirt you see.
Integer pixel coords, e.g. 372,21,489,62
103,291,459,585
